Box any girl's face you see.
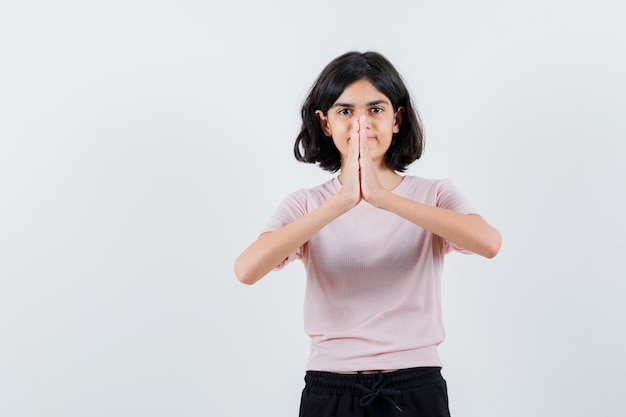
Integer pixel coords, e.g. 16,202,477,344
316,78,402,168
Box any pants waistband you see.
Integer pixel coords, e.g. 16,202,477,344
304,366,443,395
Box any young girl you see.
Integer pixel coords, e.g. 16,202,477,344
234,51,501,417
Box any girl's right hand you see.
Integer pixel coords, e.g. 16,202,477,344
338,118,362,208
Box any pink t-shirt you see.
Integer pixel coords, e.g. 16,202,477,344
261,176,479,372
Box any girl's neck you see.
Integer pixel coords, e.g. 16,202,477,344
377,169,404,190
338,167,403,191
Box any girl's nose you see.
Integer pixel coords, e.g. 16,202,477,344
356,114,370,129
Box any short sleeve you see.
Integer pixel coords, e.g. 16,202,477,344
259,189,309,270
436,179,481,255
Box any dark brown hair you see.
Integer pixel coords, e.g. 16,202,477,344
294,51,424,172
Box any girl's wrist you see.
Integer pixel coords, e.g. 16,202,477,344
364,188,390,209
331,192,359,213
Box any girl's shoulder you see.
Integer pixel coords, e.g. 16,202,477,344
399,175,478,213
282,177,339,206
398,174,455,191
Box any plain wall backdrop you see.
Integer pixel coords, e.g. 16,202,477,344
1,1,625,416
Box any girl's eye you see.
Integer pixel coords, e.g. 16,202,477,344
338,109,352,115
371,107,383,114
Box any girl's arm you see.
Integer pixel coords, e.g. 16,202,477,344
234,193,354,285
236,123,363,285
369,190,501,258
354,116,501,258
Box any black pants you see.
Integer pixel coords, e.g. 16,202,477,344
299,367,451,417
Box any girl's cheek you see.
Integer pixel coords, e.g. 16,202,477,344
332,124,350,136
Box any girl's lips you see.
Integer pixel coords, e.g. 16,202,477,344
347,136,376,141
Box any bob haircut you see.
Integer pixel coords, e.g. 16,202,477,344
294,51,424,173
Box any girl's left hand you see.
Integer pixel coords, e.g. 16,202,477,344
356,116,384,203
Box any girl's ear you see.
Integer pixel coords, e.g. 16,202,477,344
393,107,404,134
315,110,332,136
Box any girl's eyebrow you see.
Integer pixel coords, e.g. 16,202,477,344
331,99,391,108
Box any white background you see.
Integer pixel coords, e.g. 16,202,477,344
1,1,625,416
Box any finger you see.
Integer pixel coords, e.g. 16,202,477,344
359,115,367,143
350,118,360,160
351,117,360,143
358,116,370,159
